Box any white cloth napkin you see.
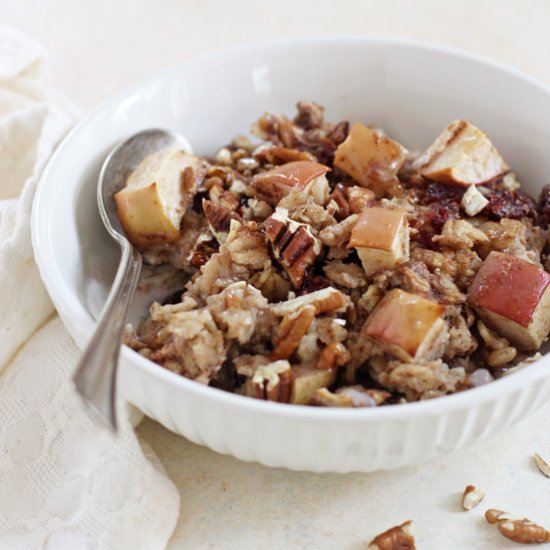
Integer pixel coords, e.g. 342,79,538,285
0,27,180,550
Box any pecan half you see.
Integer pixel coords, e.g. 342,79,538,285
498,518,550,544
251,360,293,402
485,508,550,544
272,305,316,360
368,520,415,550
264,208,321,288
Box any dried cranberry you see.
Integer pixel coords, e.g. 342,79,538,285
422,182,465,205
161,289,185,305
297,274,332,295
208,361,237,392
189,239,219,268
429,202,458,230
412,202,459,249
484,189,540,224
538,184,550,225
303,138,337,166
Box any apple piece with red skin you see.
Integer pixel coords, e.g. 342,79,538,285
349,207,409,277
468,251,550,350
412,120,509,186
363,289,448,362
250,160,330,206
334,122,408,197
114,149,206,248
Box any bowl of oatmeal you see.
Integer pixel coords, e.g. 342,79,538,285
32,37,550,472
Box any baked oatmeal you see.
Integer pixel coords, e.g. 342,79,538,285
116,101,550,407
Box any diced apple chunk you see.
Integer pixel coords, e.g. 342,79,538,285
363,289,448,362
334,123,408,197
115,150,206,248
250,160,330,205
461,184,489,216
349,207,409,276
412,120,509,186
468,251,550,349
290,366,337,405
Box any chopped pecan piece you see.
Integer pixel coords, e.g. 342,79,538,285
208,182,241,211
251,360,293,402
315,342,350,370
225,220,271,270
323,261,367,289
249,265,291,302
318,214,358,247
271,305,316,360
432,219,488,249
264,208,321,288
534,452,550,478
330,184,351,219
348,186,376,214
294,100,325,129
253,145,316,165
271,287,350,316
367,520,415,550
187,233,218,268
461,485,485,511
203,199,242,243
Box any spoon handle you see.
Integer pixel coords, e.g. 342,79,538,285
73,238,142,431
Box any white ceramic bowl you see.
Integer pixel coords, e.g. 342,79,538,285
32,37,550,473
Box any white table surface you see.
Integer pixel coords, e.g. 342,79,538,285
4,1,550,548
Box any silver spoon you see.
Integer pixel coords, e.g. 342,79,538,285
73,129,190,431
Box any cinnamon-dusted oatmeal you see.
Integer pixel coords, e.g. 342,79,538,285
117,101,550,406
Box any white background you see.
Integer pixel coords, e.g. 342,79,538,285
3,1,550,548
